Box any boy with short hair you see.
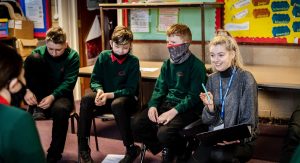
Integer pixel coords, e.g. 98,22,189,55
78,26,140,163
132,24,207,162
24,26,80,163
0,43,46,163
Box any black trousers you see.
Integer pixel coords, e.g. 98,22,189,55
188,140,255,163
281,106,300,163
45,98,73,158
78,92,137,150
131,101,199,155
24,54,73,159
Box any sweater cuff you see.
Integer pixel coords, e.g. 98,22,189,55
113,91,120,98
205,105,216,115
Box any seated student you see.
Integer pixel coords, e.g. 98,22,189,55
131,23,207,163
188,30,258,163
280,106,300,163
23,26,80,163
78,26,140,163
0,43,46,163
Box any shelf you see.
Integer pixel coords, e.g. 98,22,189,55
99,2,224,9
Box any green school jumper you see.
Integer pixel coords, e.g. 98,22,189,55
30,45,80,99
148,54,207,114
0,104,46,163
90,50,140,98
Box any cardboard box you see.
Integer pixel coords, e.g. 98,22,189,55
16,38,38,57
8,19,34,39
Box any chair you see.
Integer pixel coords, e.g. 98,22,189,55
69,109,79,134
66,105,80,163
26,105,79,134
91,114,115,151
139,143,147,163
136,120,207,163
179,119,208,160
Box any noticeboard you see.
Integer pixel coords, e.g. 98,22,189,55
19,0,51,38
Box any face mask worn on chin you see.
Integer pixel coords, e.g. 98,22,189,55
168,43,191,64
112,50,129,60
10,80,27,107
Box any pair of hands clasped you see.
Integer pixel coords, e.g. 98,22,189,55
24,89,54,109
148,107,178,125
199,91,240,146
94,89,114,106
146,92,214,127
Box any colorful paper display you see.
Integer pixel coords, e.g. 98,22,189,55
224,0,300,43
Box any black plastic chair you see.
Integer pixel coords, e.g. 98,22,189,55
179,119,208,160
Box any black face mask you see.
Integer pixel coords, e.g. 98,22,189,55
10,80,27,107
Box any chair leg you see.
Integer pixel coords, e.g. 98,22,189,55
92,118,99,151
140,144,147,163
77,114,81,163
70,112,79,134
70,115,75,134
78,133,81,163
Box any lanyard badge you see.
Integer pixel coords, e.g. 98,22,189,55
219,67,237,120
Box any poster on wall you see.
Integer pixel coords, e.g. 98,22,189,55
224,0,300,44
19,0,51,38
130,9,149,32
158,8,178,32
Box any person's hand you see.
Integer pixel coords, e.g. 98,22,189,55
38,95,55,109
24,89,38,105
148,107,158,123
157,108,178,125
199,92,214,112
95,92,106,106
217,140,240,146
95,92,114,106
94,89,104,104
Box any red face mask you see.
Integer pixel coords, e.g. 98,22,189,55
167,43,184,48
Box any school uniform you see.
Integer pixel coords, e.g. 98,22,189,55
24,45,80,160
132,54,207,156
281,106,300,163
0,96,46,163
78,50,140,150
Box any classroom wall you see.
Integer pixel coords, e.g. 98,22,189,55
133,42,300,67
132,42,300,119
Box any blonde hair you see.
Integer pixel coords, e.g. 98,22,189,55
209,29,244,71
111,26,133,45
166,24,192,42
46,26,66,44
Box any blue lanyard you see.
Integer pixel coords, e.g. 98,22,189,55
219,67,236,119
